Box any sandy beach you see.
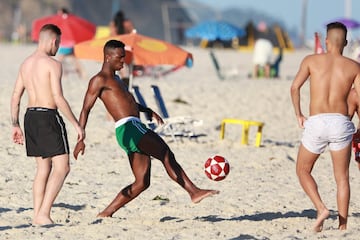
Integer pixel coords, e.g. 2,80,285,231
1,43,360,240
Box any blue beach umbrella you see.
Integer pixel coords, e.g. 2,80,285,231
185,20,246,41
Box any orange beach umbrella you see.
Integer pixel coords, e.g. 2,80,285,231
74,32,193,67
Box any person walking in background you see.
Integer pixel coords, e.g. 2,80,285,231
73,40,218,218
290,22,360,232
56,7,85,79
10,24,84,225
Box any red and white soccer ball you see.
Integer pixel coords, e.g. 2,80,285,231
204,155,230,181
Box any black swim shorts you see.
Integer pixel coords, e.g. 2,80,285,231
24,107,69,158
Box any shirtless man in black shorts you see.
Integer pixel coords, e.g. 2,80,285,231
11,24,84,225
73,40,219,217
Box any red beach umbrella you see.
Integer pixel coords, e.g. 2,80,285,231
31,12,96,46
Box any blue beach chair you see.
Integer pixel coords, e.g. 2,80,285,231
150,85,204,140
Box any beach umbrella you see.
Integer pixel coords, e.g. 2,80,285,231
326,17,360,29
74,32,193,88
185,20,246,41
31,12,96,46
74,32,192,66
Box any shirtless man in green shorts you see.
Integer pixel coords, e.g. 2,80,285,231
74,40,219,218
290,22,360,232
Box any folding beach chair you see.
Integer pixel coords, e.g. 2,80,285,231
209,50,225,80
209,50,239,80
150,85,169,118
132,85,185,141
150,85,204,140
131,85,157,130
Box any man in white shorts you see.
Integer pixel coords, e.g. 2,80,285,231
302,114,355,154
290,22,360,232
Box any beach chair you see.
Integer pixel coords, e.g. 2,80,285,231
150,85,204,139
209,51,225,80
209,50,239,80
132,85,186,141
151,85,169,118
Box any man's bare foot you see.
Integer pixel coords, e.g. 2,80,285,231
191,189,219,203
338,215,347,230
338,224,347,230
313,208,330,232
32,215,54,226
97,211,112,218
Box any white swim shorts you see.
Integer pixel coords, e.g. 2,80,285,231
252,38,273,66
301,113,356,154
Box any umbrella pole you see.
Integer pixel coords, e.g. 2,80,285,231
128,63,134,91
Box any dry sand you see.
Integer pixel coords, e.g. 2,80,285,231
1,43,360,239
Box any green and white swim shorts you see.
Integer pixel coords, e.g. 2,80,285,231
115,116,149,155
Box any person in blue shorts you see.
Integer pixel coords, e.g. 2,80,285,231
56,7,85,79
73,40,219,218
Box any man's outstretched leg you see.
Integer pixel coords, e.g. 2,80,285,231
138,131,219,203
97,153,151,217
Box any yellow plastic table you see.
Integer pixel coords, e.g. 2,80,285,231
220,118,264,147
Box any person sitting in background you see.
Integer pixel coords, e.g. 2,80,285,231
105,10,135,121
109,10,135,36
108,10,135,86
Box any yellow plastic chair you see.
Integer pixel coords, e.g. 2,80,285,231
220,118,264,147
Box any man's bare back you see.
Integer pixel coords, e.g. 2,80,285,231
303,53,360,116
20,53,62,108
290,22,360,232
291,26,360,128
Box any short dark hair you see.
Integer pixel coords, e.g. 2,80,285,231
326,21,347,35
104,39,125,52
40,24,61,36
